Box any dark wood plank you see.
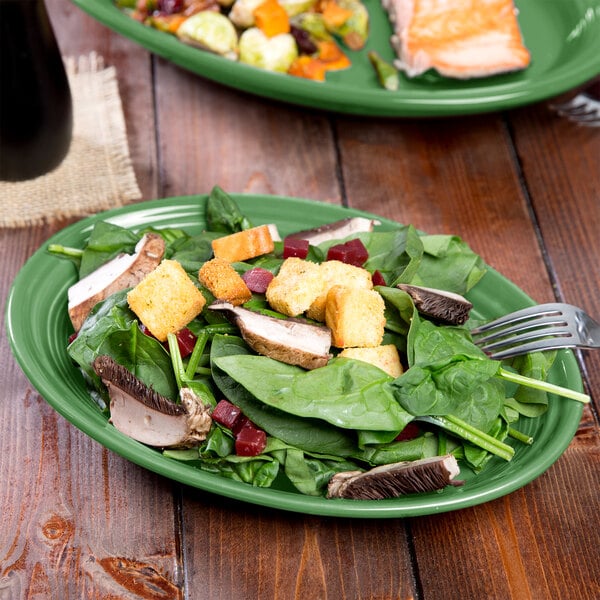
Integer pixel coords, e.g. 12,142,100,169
411,441,600,600
153,59,342,201
180,493,415,600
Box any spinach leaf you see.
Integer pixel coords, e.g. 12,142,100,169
206,186,253,233
68,290,178,400
79,221,141,278
408,314,487,367
363,226,424,285
378,286,418,339
504,351,556,417
264,437,361,496
392,360,504,432
360,432,439,465
204,425,235,457
167,232,221,274
210,335,358,456
462,417,509,472
391,317,504,433
198,454,280,487
282,447,358,496
411,234,487,294
138,226,189,245
213,353,413,432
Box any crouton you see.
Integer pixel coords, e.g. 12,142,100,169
211,224,274,262
198,258,252,306
325,285,385,348
306,260,373,322
127,259,206,342
265,257,324,317
339,345,403,378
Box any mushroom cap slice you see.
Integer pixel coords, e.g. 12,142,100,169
68,233,166,332
396,284,473,325
209,301,332,370
288,217,380,246
327,454,462,500
93,355,211,448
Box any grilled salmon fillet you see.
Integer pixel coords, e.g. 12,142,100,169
382,0,531,79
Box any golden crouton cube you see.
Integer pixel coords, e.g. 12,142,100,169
306,260,373,322
339,345,403,378
127,259,206,342
325,285,385,348
211,225,274,263
198,258,251,306
266,257,324,317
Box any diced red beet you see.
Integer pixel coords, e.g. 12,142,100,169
371,270,387,287
326,243,349,263
212,401,267,456
342,238,369,266
242,267,274,293
283,237,310,259
232,415,250,436
159,327,197,358
395,422,420,441
326,238,369,267
211,399,244,431
174,328,197,358
235,421,267,456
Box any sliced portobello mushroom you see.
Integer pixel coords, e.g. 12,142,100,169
397,284,473,325
68,233,166,332
208,301,332,370
288,217,380,246
327,454,462,500
93,355,211,448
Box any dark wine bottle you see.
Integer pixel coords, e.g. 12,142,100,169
0,0,73,181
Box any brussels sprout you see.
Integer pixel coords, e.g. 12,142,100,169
229,0,265,28
278,0,318,17
239,28,299,72
177,11,239,60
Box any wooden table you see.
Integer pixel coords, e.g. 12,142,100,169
2,2,599,598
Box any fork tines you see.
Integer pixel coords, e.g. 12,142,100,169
550,92,600,127
471,303,576,359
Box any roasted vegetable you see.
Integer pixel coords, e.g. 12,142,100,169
239,27,298,72
177,11,239,60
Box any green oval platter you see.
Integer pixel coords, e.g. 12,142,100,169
70,0,600,116
5,195,584,518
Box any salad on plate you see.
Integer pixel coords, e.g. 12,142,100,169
49,187,589,501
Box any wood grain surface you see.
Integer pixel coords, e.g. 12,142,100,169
1,2,599,598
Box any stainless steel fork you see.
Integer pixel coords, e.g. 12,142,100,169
470,303,600,360
550,79,600,127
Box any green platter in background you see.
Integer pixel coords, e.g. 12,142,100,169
71,0,600,116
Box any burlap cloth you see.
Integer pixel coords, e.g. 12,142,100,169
0,53,141,228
